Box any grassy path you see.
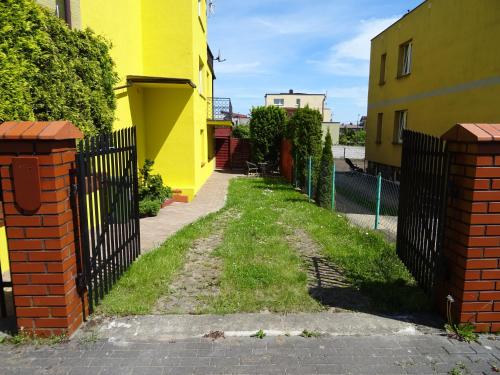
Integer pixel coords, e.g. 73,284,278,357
97,178,428,316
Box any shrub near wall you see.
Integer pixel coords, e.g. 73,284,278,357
288,106,323,189
0,0,118,135
249,106,286,163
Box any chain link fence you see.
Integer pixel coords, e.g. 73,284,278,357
293,155,400,242
334,170,399,242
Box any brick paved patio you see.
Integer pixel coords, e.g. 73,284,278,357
1,334,499,374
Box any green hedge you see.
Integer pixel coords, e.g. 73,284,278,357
249,106,286,163
0,0,118,135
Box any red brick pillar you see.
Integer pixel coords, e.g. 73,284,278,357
0,121,84,337
439,123,500,332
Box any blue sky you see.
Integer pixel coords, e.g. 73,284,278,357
208,0,422,123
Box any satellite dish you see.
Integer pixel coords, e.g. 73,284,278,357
208,1,215,16
215,49,226,63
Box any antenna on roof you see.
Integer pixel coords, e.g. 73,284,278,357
215,49,226,63
208,1,216,16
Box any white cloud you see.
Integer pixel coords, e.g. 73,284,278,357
310,16,400,77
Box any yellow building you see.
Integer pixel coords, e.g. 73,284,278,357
36,0,232,200
0,0,231,273
366,0,500,179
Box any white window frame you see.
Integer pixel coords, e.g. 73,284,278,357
273,98,284,107
296,98,301,108
395,110,407,144
198,0,202,17
400,42,412,76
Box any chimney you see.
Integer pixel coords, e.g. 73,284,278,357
289,89,294,94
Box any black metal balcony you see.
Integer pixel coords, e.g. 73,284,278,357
207,97,233,122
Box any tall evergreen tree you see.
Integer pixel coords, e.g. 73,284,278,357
316,130,334,208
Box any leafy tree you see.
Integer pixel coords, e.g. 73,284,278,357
288,106,323,190
0,0,119,135
339,129,366,146
232,124,250,139
316,130,334,208
249,106,286,163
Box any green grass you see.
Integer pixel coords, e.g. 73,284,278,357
96,213,219,316
97,177,429,316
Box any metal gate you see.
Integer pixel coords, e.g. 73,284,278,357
396,130,450,295
75,127,140,313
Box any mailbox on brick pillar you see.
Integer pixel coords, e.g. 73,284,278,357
439,123,500,333
0,121,84,337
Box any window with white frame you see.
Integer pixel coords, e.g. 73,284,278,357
296,98,301,108
273,98,284,106
398,41,412,77
394,110,407,143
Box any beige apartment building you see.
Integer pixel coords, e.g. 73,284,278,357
265,90,339,143
265,90,332,122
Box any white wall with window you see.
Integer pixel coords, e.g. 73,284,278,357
273,98,284,106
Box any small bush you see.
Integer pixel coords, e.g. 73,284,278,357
316,130,334,208
138,159,171,217
232,124,250,139
139,199,161,218
138,159,172,203
249,106,286,163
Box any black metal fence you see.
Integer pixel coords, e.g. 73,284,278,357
397,130,450,295
208,97,233,121
75,127,140,313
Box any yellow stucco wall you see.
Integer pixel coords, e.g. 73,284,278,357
366,0,500,168
79,0,216,200
0,226,8,273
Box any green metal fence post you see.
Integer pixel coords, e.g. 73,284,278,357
331,163,336,210
308,156,312,202
375,173,382,229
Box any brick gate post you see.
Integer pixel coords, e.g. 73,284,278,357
439,123,500,332
0,121,84,337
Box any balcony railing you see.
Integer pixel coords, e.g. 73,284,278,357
208,97,233,122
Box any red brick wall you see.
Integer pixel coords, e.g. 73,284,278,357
0,121,84,337
439,124,500,332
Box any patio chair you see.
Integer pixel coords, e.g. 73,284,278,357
246,161,259,176
345,158,364,173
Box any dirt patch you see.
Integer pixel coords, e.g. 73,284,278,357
155,210,238,314
285,227,370,312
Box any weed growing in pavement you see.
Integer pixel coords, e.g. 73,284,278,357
1,328,68,346
445,295,478,343
251,330,266,339
300,330,321,338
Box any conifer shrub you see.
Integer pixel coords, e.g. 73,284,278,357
249,106,286,163
316,130,334,208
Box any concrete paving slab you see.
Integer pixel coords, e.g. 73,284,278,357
78,312,442,343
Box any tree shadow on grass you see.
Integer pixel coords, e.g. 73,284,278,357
306,255,443,329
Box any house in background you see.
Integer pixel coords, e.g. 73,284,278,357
366,0,500,179
265,90,340,144
35,0,232,201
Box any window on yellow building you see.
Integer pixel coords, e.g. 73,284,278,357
379,53,387,85
393,110,407,144
376,113,383,144
198,0,202,17
398,41,412,77
198,60,204,96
